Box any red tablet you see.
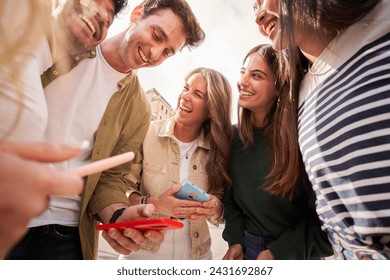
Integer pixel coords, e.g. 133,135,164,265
96,218,184,231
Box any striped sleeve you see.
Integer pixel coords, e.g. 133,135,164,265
298,32,390,253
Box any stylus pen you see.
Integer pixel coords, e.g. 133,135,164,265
69,151,135,177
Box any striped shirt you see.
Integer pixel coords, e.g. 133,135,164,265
298,1,390,259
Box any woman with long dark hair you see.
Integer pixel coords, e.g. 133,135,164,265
222,44,332,260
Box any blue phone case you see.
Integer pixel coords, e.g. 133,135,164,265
174,181,210,202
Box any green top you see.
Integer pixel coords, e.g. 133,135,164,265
222,126,332,259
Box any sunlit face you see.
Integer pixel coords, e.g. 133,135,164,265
254,0,314,52
237,51,278,114
174,73,209,129
254,0,285,50
58,0,115,53
119,9,186,70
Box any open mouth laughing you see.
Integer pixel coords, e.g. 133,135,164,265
179,105,192,113
264,17,277,37
80,14,96,36
138,47,150,63
240,90,254,97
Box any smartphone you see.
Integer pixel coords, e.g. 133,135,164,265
96,218,184,231
174,181,210,202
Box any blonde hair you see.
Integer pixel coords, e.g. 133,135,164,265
0,0,50,139
184,67,233,197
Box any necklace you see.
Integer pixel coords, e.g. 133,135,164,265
179,139,198,160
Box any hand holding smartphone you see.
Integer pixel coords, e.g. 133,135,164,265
174,181,210,202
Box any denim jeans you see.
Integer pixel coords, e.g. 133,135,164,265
243,231,324,260
243,231,275,260
5,224,83,260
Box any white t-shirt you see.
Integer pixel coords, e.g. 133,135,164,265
0,36,52,141
120,137,212,260
29,45,127,227
178,138,198,184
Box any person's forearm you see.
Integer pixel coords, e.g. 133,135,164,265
98,203,130,224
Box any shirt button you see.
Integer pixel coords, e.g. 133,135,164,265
193,232,199,238
75,56,80,61
192,165,197,170
53,70,58,75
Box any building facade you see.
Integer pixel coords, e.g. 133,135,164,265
144,88,173,121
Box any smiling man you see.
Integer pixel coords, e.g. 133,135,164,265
41,0,127,88
52,0,120,55
6,0,205,260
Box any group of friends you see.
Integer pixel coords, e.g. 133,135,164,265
0,0,389,261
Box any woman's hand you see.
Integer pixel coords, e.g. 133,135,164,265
222,244,244,260
188,194,222,221
149,184,204,219
257,249,275,260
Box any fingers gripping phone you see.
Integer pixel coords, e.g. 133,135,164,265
174,181,210,202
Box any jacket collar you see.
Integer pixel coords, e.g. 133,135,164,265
158,117,210,150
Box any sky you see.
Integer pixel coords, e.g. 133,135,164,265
108,0,270,123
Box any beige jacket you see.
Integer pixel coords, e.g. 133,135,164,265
127,118,223,259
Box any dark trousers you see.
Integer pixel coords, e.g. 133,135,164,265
243,231,324,260
5,224,83,260
243,231,274,260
